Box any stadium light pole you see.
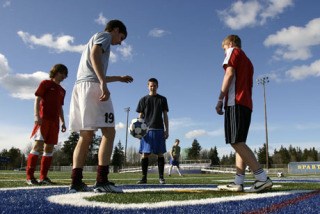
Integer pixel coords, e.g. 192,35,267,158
257,76,270,171
124,107,130,168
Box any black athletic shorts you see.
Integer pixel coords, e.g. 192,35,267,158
224,104,252,144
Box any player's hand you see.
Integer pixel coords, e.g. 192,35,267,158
34,116,42,125
121,75,133,83
164,130,169,139
99,83,110,101
61,123,66,132
215,101,224,115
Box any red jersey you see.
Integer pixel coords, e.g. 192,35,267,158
222,47,253,110
35,80,66,122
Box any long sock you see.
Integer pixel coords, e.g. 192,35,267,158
234,173,245,185
71,168,83,185
96,165,109,183
26,151,39,180
168,166,172,175
40,153,53,180
253,168,267,181
158,156,165,179
141,157,148,181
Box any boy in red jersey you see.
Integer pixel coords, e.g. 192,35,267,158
26,64,68,185
215,35,272,193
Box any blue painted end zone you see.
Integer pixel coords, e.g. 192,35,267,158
0,181,319,213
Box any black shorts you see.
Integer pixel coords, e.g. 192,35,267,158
224,105,252,144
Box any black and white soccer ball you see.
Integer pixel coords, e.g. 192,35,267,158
129,118,148,139
277,171,284,178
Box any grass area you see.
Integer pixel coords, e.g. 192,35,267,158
1,170,320,204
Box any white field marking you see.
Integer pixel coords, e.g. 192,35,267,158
0,185,67,191
47,190,311,210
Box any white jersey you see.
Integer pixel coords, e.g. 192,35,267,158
76,31,111,84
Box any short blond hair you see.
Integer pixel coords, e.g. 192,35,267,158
222,35,241,48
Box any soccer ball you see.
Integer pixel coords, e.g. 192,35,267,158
129,118,148,139
277,172,284,178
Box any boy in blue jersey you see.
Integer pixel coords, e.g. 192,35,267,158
136,78,169,184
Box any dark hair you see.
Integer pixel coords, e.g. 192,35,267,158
148,78,158,86
49,64,68,78
105,19,127,39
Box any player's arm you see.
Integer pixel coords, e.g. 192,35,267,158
59,107,66,132
34,96,42,125
163,110,169,139
215,66,235,115
90,44,110,101
106,76,133,83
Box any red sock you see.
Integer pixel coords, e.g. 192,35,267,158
26,153,39,180
71,168,83,185
40,155,52,180
96,165,109,183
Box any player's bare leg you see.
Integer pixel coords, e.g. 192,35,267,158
231,142,272,192
99,127,115,165
73,131,93,168
93,127,122,193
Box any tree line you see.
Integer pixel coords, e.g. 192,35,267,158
0,134,319,170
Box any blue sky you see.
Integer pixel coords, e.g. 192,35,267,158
0,0,319,157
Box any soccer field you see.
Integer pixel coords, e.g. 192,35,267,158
1,171,320,213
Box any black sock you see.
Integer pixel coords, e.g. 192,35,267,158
141,157,149,180
158,156,165,179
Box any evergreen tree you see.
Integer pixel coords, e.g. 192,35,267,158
187,139,202,160
209,146,220,166
111,141,125,171
220,152,235,165
62,132,79,164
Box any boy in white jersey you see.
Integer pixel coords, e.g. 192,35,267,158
68,20,133,193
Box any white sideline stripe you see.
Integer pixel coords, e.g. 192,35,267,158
0,185,67,191
47,188,304,210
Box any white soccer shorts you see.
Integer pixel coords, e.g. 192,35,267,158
69,81,115,132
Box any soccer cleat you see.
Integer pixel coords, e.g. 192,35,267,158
68,182,90,193
39,177,56,185
217,183,244,192
26,178,40,185
93,181,123,193
247,177,273,193
159,178,166,184
137,179,147,184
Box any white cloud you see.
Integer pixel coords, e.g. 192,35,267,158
185,129,207,139
2,0,10,8
148,28,170,38
218,0,293,30
95,13,108,26
0,53,45,100
0,71,48,100
286,59,320,81
218,1,260,30
116,42,133,59
17,31,86,53
264,18,320,61
17,31,132,63
260,0,294,24
115,122,126,131
0,53,10,78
